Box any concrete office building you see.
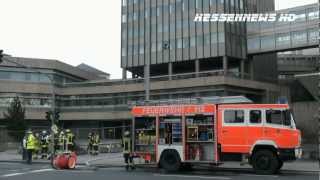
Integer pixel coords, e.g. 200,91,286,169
0,1,319,140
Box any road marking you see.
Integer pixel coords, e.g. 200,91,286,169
240,174,279,178
1,168,53,178
153,174,231,180
2,173,25,177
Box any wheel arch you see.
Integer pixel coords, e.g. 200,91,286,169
158,149,182,169
249,140,279,163
159,149,182,162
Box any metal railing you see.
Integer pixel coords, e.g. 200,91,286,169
63,69,252,88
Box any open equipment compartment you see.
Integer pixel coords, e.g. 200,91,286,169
185,114,216,162
133,116,156,162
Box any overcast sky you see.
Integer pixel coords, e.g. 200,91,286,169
0,0,317,79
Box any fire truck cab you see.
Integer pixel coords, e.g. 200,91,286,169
131,97,302,174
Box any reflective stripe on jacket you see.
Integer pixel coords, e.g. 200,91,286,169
26,134,36,150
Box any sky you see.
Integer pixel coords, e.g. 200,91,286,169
0,0,317,79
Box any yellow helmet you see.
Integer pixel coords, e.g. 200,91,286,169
124,131,130,137
65,129,71,133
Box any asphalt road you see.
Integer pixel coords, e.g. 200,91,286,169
0,162,318,180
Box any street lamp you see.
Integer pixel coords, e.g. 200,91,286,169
0,51,56,156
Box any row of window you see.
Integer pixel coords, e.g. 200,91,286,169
0,97,52,107
122,0,244,23
247,10,319,32
0,71,79,84
122,33,225,56
248,29,318,51
124,20,210,39
224,109,292,126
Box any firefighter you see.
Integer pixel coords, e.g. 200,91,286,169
65,129,75,152
122,131,135,170
25,130,36,164
92,132,100,155
58,130,67,152
87,132,92,154
40,130,50,159
53,130,60,153
33,133,41,159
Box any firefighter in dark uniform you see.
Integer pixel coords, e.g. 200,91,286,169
40,130,50,159
87,132,93,154
122,131,135,170
58,130,67,152
92,132,100,155
65,129,75,152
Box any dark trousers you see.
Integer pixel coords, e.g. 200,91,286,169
123,153,133,166
22,148,27,160
26,149,33,164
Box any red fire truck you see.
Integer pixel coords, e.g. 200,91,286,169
131,97,302,174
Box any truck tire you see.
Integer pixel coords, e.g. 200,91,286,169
252,150,279,175
159,150,181,172
277,160,283,171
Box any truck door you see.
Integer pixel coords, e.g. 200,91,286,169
264,109,296,147
219,108,248,153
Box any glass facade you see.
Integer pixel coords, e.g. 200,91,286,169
121,0,248,71
247,4,319,53
0,94,52,108
0,69,82,84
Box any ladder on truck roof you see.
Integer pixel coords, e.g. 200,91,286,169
130,96,252,106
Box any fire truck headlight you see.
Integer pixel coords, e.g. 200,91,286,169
295,148,302,159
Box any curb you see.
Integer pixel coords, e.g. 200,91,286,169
90,164,320,173
0,160,87,166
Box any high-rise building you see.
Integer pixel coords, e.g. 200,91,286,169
121,0,274,78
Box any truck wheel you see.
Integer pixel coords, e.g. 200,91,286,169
277,160,283,171
160,150,181,172
252,150,279,175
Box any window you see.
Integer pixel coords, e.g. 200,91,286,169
250,110,262,124
292,31,307,45
122,0,127,7
151,42,157,52
122,14,127,23
133,12,138,21
139,44,144,54
145,9,149,18
276,33,290,47
197,35,203,46
190,37,196,47
196,0,202,11
224,110,244,123
308,9,319,20
177,38,183,48
122,47,127,56
211,33,218,44
218,32,225,43
204,34,210,45
170,4,175,14
266,110,291,126
183,37,189,48
248,37,260,50
261,35,275,49
308,29,318,43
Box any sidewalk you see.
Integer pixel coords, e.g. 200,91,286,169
0,150,122,165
